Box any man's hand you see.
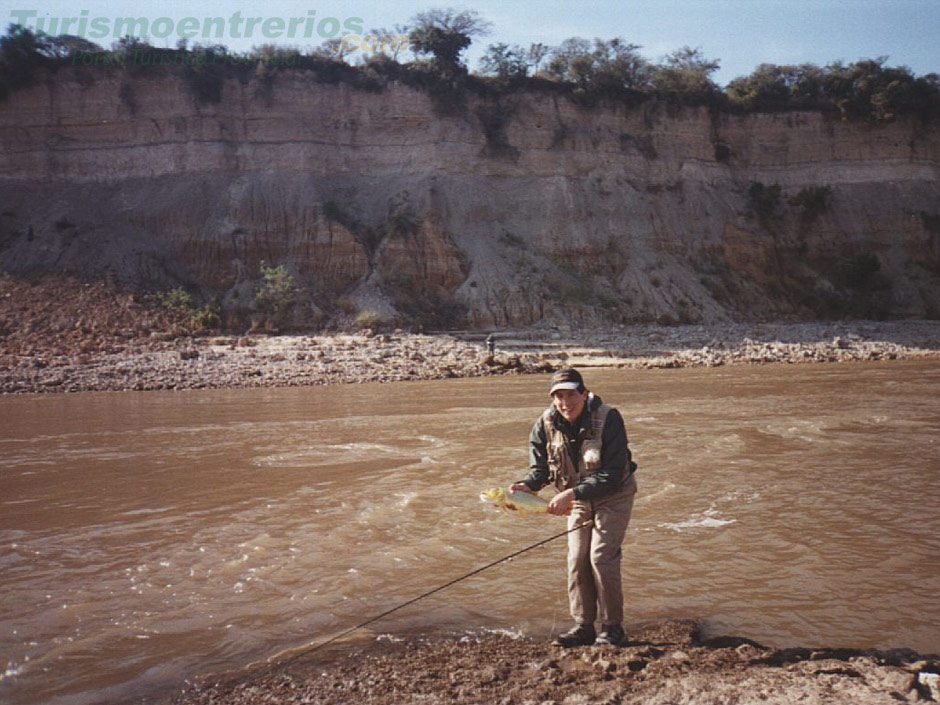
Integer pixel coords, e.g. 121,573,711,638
547,488,575,516
508,482,533,493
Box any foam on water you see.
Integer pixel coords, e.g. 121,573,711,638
2,362,939,705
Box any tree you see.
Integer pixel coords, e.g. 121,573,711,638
822,56,924,121
726,63,792,108
0,24,53,94
367,24,410,61
478,42,528,79
544,37,591,84
528,42,550,76
652,46,720,96
543,37,651,91
408,8,491,74
592,38,652,91
255,262,299,330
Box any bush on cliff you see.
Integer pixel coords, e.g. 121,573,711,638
2,22,938,121
0,24,54,98
408,8,491,77
726,57,940,122
254,263,300,331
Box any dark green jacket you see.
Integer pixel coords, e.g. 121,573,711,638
521,393,635,501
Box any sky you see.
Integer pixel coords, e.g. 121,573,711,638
8,0,939,86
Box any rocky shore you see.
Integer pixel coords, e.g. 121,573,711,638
174,620,940,705
3,278,940,394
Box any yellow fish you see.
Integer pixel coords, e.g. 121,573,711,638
479,487,551,517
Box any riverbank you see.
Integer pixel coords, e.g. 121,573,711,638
174,620,940,705
3,278,940,394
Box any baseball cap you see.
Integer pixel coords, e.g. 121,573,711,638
549,368,584,395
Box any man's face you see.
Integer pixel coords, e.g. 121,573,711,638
551,388,587,424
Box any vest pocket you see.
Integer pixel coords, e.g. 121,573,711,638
547,440,569,488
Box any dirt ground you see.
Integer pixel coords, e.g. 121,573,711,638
173,620,939,705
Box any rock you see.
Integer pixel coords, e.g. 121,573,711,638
918,672,940,700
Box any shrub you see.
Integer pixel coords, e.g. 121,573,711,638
747,182,783,228
407,8,491,76
353,308,382,328
843,253,883,290
255,262,297,313
157,287,194,310
789,185,832,223
156,287,220,332
254,262,300,330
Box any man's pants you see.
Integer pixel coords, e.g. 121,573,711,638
566,473,638,626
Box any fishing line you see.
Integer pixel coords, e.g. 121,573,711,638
275,518,594,669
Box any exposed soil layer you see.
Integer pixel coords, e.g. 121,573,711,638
4,278,940,394
173,620,940,705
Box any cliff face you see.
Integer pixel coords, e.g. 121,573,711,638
1,67,939,328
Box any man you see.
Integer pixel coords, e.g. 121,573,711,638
510,368,638,647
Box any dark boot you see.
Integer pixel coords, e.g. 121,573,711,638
595,623,626,646
553,623,596,647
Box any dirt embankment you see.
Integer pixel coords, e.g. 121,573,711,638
3,277,940,394
174,620,940,705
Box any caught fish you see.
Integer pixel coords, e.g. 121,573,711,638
479,487,552,517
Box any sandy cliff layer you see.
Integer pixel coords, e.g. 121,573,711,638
1,67,939,328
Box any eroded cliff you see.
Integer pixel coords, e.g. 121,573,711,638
1,65,938,329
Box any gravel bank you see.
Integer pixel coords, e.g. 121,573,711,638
173,620,940,705
3,320,939,395
3,278,940,394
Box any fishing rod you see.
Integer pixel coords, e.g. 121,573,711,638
274,518,594,669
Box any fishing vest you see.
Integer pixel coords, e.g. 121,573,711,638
544,394,620,492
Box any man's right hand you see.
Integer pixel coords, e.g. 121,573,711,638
508,482,532,493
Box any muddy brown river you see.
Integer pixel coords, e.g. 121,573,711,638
2,361,939,705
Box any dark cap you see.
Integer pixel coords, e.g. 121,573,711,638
549,368,585,395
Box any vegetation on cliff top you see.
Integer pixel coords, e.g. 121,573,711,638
2,9,939,122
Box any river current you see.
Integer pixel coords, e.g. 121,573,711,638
1,361,939,705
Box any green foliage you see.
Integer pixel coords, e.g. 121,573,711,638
407,8,491,75
321,200,345,222
335,296,357,314
544,37,652,93
476,104,519,159
478,42,529,80
0,24,53,97
158,286,194,310
726,63,825,109
156,287,221,332
726,57,940,121
353,308,382,328
4,19,940,121
181,46,230,104
254,262,298,329
789,185,832,223
651,46,721,97
747,182,783,228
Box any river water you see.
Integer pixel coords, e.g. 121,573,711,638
1,361,939,705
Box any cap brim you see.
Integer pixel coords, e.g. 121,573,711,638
549,382,580,394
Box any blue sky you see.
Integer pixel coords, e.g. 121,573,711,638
9,1,939,86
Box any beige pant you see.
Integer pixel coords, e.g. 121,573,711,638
566,473,637,626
